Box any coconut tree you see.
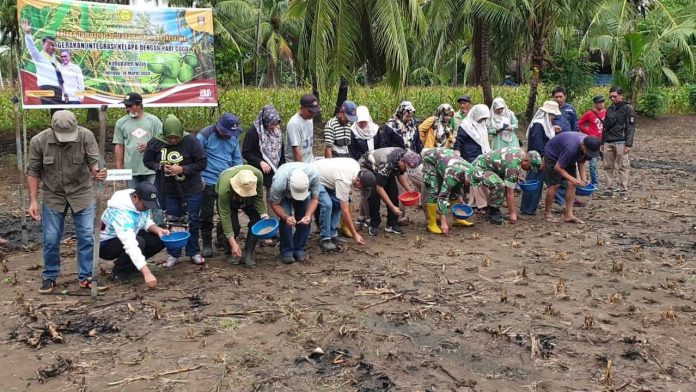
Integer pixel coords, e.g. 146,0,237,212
581,0,696,103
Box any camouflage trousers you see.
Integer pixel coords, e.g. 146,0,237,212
480,170,506,208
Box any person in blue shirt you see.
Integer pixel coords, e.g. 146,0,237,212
197,113,244,258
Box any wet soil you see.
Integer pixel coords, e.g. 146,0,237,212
0,116,694,391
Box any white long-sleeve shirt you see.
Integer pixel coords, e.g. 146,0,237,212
101,189,156,270
58,62,84,102
24,34,61,87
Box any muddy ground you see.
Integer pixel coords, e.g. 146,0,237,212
0,116,694,392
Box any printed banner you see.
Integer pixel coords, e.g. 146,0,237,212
17,0,217,109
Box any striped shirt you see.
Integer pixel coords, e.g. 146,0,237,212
323,116,353,157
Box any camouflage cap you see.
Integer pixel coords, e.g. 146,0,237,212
527,151,542,167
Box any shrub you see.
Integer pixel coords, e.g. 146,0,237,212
686,84,696,112
638,89,668,118
542,51,597,102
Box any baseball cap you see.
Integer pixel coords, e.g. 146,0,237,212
121,92,143,106
457,95,471,104
300,94,321,113
216,113,241,137
51,110,79,143
230,169,258,197
527,150,542,167
289,170,310,201
133,181,160,210
593,95,605,103
583,136,602,159
340,100,358,122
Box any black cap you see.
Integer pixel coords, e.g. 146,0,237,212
457,95,471,104
583,136,602,159
593,95,605,103
133,181,160,210
300,94,321,113
121,92,143,106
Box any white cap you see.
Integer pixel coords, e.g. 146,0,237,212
289,170,310,200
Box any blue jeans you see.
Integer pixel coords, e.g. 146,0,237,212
589,158,599,185
520,169,545,215
128,174,164,225
318,186,341,240
279,197,311,258
42,203,94,282
164,191,203,257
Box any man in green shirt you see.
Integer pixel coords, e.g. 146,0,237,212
451,95,472,131
216,165,268,268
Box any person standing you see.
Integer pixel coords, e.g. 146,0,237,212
382,101,422,154
99,182,169,287
114,93,162,186
451,95,472,131
324,100,358,158
487,97,520,150
216,166,268,268
21,20,63,105
143,115,207,267
602,87,635,199
454,104,491,210
578,95,606,186
57,50,85,104
520,101,561,215
269,163,321,264
197,113,243,258
348,106,379,160
285,94,320,163
542,133,602,224
311,158,376,251
419,104,456,149
26,110,107,293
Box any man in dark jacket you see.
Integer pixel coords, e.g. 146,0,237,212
602,87,635,199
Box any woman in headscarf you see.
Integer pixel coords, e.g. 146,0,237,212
243,104,286,213
419,103,456,149
381,101,422,154
453,104,491,210
487,97,520,150
143,114,208,267
349,106,380,160
520,101,561,215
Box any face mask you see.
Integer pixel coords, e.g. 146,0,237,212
128,111,138,118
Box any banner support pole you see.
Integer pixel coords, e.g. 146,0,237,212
91,104,107,300
12,97,29,247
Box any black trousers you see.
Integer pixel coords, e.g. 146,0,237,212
222,203,261,253
200,184,224,243
368,175,399,228
100,230,164,275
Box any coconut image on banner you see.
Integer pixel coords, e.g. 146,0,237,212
18,0,217,109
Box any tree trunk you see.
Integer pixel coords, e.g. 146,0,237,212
334,78,348,116
525,35,545,121
480,22,493,107
311,74,322,124
471,22,482,86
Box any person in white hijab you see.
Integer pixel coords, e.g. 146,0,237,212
520,100,561,215
349,106,379,160
487,97,519,150
453,104,491,210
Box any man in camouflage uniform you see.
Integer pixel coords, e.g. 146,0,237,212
422,148,483,234
473,147,542,225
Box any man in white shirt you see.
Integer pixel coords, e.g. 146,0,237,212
285,94,319,163
21,20,63,105
58,50,85,104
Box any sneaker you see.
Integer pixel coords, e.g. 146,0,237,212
356,218,368,229
190,254,205,265
320,239,337,252
367,226,379,236
619,192,629,201
39,279,56,294
385,225,403,234
331,236,348,245
294,251,308,262
281,254,295,265
601,190,614,197
165,256,181,268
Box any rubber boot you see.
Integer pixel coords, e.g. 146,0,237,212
425,204,442,234
339,218,353,238
242,234,258,268
201,231,213,258
449,199,474,227
487,206,504,225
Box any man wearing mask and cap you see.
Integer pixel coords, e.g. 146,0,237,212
197,113,244,258
269,162,321,264
311,158,376,251
216,165,268,268
473,147,543,225
99,182,170,287
324,100,358,158
143,114,208,268
27,110,107,294
286,94,320,163
543,133,602,224
451,95,472,131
